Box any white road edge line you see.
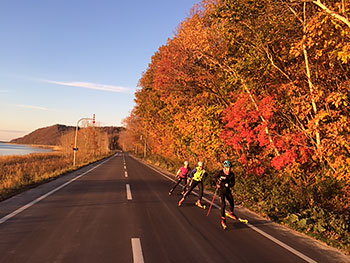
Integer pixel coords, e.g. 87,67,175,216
126,184,132,200
246,223,317,263
137,158,318,263
131,238,144,263
0,153,118,225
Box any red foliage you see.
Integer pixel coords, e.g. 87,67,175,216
222,94,276,175
271,150,297,170
271,133,310,170
222,94,311,174
238,153,248,164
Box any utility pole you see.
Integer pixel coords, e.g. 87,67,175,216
140,135,146,158
73,114,95,167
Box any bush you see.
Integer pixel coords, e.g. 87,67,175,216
234,171,349,254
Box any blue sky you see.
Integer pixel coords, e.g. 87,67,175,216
0,0,200,141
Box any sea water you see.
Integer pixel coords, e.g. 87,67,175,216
0,143,53,156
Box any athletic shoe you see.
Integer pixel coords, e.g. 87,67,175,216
221,218,227,230
238,218,249,224
195,200,206,209
169,190,173,196
226,211,238,220
195,200,202,207
178,198,184,207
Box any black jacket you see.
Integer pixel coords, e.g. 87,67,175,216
213,169,235,190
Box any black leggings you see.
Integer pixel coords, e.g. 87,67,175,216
170,177,187,192
183,180,203,200
219,188,236,218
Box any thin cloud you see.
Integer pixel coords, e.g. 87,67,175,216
14,104,52,111
42,79,132,93
0,90,8,93
0,129,26,134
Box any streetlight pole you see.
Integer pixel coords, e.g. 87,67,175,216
73,115,95,166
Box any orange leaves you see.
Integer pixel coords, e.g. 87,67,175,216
337,43,350,63
326,92,348,108
121,0,350,185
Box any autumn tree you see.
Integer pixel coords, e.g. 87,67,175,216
60,124,110,165
121,0,349,250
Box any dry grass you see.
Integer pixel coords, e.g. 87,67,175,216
0,153,70,199
0,151,113,200
0,127,113,200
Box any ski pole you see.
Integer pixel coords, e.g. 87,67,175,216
206,188,218,216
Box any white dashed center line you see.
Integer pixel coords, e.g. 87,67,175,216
126,184,132,200
131,238,144,263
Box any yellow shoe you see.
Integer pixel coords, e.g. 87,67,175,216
239,218,248,224
195,200,206,209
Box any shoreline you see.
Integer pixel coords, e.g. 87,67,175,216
0,142,62,156
3,142,62,151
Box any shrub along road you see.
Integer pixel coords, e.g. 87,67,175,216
0,153,348,263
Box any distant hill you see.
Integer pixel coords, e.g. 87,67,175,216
10,124,124,149
10,124,75,146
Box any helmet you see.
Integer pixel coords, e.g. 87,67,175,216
223,160,232,168
197,161,203,167
184,161,189,166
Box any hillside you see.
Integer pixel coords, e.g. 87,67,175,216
10,124,75,146
10,124,124,149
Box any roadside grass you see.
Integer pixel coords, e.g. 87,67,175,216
0,151,114,201
234,173,349,255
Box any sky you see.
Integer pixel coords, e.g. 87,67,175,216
0,0,200,142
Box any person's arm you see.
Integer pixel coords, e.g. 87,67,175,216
189,168,196,178
204,171,208,178
229,172,235,188
212,171,220,187
176,168,182,177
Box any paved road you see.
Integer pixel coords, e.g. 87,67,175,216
0,153,348,263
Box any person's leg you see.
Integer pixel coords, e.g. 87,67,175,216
169,177,182,194
181,177,188,193
183,180,197,199
226,191,234,212
197,181,204,201
219,193,227,229
179,180,198,206
225,191,238,219
220,194,226,218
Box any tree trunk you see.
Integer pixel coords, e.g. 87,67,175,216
303,2,321,151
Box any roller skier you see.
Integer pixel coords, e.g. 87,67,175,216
178,161,208,209
169,161,190,195
212,160,239,230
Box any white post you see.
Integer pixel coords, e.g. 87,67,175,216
73,116,94,166
140,135,146,158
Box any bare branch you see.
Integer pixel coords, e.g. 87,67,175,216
312,0,350,28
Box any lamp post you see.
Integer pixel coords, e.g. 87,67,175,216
73,115,95,166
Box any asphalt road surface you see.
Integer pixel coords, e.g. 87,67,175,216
0,153,349,263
